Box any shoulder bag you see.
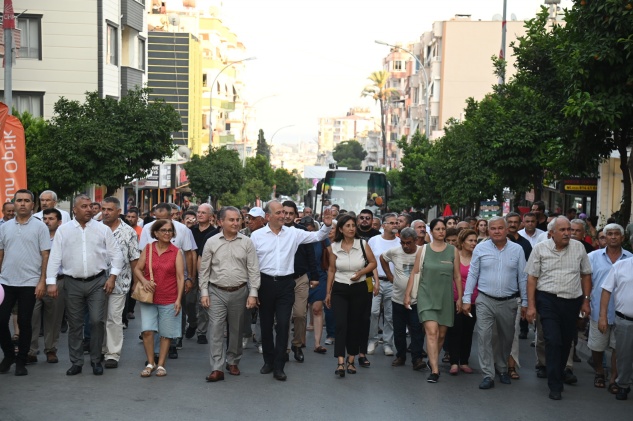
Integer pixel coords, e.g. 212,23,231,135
410,244,427,300
359,238,373,292
132,244,155,304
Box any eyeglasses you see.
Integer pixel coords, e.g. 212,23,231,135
358,216,371,220
158,229,174,234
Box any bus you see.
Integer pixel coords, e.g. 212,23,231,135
306,170,392,217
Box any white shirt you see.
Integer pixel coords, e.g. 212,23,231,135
602,258,633,318
46,219,124,285
251,223,331,276
138,219,196,252
536,232,550,244
34,208,71,224
518,228,544,248
382,245,419,304
368,235,400,278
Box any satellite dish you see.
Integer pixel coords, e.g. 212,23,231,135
168,13,180,27
492,14,502,21
511,13,517,21
177,145,191,160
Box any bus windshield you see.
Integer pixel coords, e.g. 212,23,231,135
321,170,388,216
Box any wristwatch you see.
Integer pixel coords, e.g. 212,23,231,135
584,295,590,300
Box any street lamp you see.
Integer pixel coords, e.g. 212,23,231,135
375,40,430,138
269,124,295,164
208,56,256,146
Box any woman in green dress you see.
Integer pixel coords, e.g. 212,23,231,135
404,218,462,383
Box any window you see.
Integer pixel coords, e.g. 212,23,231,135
393,60,403,71
138,38,145,70
0,91,44,117
0,14,42,59
106,24,118,65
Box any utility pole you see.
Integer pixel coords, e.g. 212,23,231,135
3,0,16,114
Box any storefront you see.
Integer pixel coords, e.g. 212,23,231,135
542,177,597,217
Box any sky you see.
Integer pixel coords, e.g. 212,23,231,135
220,0,573,145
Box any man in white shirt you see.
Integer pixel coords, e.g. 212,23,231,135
46,195,124,376
33,190,71,224
250,201,332,381
367,213,400,356
518,212,544,248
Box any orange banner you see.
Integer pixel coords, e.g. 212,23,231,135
0,102,27,204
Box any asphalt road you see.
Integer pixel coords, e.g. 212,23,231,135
1,316,630,421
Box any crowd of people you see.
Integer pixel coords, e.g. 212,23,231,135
1,192,632,402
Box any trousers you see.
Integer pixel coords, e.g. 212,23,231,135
259,276,295,371
207,285,248,371
331,281,368,357
476,293,518,379
0,285,36,364
291,274,309,347
30,278,66,355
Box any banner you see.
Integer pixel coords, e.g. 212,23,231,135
0,102,27,204
2,0,16,30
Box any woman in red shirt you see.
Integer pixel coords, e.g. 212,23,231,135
133,219,184,377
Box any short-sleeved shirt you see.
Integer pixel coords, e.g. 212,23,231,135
601,258,633,319
109,221,141,294
382,245,419,305
0,216,51,287
588,248,632,323
368,235,400,278
525,238,592,299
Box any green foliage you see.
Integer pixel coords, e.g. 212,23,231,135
184,147,244,209
274,168,299,196
16,111,49,194
333,140,367,170
243,155,274,199
255,129,270,162
396,131,440,209
24,88,181,198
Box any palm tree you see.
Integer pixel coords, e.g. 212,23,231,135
361,70,400,168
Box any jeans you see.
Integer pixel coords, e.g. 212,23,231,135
369,280,393,347
392,301,424,362
536,291,582,394
0,285,36,364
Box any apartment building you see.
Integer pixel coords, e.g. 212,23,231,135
0,0,147,117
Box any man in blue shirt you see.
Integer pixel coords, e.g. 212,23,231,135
463,216,527,390
588,223,631,392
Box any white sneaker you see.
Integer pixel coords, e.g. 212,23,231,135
367,341,377,355
257,344,263,354
384,345,394,356
242,338,249,349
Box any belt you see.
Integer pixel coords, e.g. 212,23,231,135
379,276,388,281
616,311,633,322
261,273,294,282
68,270,105,282
56,274,64,281
211,283,247,293
478,290,519,302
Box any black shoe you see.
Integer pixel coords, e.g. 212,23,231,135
616,386,631,400
549,391,562,400
273,370,287,381
60,321,68,333
291,345,304,363
284,352,290,362
185,325,196,339
197,335,208,345
66,365,82,376
175,338,183,350
519,331,528,339
82,339,90,355
536,366,547,378
91,362,103,375
14,364,27,376
104,359,118,369
260,363,273,374
479,377,495,389
0,356,16,373
499,372,511,385
427,372,440,383
168,346,178,359
563,368,577,385
412,359,428,371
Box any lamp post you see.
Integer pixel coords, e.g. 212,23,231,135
375,40,430,138
269,124,295,165
208,56,256,146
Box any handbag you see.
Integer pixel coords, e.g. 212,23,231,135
410,244,427,300
132,244,155,304
359,239,373,292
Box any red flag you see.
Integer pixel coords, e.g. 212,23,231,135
0,102,28,204
3,0,16,29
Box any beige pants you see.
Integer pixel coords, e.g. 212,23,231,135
30,279,66,355
291,274,309,347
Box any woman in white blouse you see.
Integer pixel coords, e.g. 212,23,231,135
325,214,377,377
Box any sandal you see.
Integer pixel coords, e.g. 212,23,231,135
594,373,606,388
346,358,357,374
358,356,370,368
140,364,156,377
442,353,450,363
155,365,167,377
335,363,345,377
608,382,619,394
508,366,520,380
314,346,327,354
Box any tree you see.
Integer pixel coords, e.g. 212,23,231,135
274,168,299,197
243,155,274,198
184,147,244,209
332,140,367,170
16,111,51,195
397,131,440,211
29,88,181,198
255,129,270,162
361,70,400,166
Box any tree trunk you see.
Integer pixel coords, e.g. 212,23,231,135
380,99,387,168
621,131,632,227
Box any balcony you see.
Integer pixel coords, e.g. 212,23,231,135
221,101,235,110
121,66,144,96
122,0,145,32
219,134,235,144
